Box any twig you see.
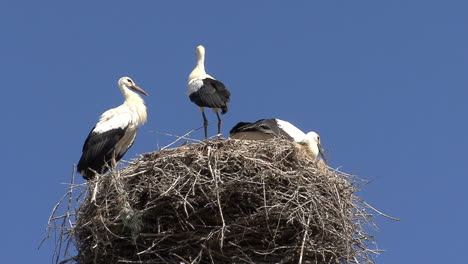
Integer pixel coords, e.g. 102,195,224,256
363,201,400,221
298,216,311,264
58,256,77,264
161,128,203,150
207,146,226,249
147,128,203,148
41,165,84,264
91,173,101,203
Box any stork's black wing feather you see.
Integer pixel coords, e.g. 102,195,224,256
77,126,126,179
189,78,231,113
229,119,295,140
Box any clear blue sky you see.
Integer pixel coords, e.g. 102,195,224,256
1,1,466,263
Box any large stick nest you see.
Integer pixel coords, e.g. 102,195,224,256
56,138,377,264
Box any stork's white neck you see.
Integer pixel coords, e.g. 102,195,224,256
123,90,147,125
189,56,207,82
122,89,143,102
197,54,205,69
301,132,320,158
304,139,319,158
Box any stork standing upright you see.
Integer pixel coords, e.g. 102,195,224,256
230,118,327,163
187,45,231,138
77,77,149,180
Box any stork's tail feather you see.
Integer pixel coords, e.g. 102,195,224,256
77,162,97,180
221,106,228,114
79,169,93,180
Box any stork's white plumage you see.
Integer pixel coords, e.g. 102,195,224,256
187,45,231,138
77,77,148,180
230,118,327,162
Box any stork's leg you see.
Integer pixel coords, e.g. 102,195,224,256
111,149,117,170
202,110,208,138
215,110,222,136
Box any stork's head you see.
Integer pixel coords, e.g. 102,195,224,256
118,77,148,96
189,45,209,82
301,131,328,163
196,45,206,60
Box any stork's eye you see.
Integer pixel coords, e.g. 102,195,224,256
127,79,132,83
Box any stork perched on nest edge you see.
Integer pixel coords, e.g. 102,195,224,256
77,77,149,180
187,45,231,138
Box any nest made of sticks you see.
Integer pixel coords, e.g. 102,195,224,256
51,138,378,264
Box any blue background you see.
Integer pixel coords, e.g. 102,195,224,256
1,1,466,263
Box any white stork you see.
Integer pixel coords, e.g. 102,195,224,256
77,77,148,180
187,45,231,138
230,118,327,163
